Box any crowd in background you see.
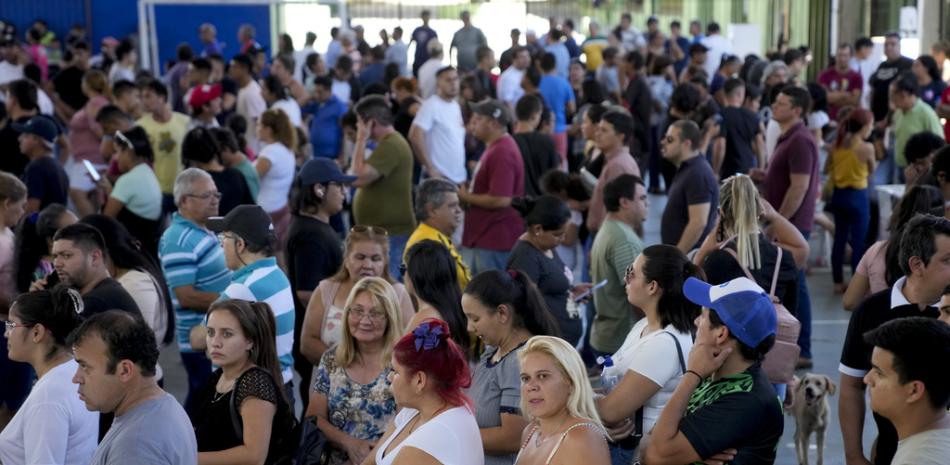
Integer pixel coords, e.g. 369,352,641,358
0,10,948,465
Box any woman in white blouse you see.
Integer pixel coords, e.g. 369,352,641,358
594,244,702,464
254,108,297,251
0,286,98,465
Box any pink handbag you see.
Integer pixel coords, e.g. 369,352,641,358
723,244,801,383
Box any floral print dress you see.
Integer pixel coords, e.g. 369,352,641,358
314,349,397,465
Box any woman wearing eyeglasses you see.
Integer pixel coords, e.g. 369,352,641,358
304,277,403,465
0,286,98,465
96,126,163,258
594,245,702,464
301,226,414,366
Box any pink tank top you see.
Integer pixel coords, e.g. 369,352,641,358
68,95,109,164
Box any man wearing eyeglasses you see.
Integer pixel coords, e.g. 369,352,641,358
159,168,232,413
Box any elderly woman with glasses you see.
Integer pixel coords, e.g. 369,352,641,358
304,277,404,465
95,126,163,258
301,226,414,366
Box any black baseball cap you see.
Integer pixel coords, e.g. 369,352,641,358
207,204,275,246
469,99,511,126
13,115,58,146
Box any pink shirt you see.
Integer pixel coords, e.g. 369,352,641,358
856,240,888,294
587,148,641,232
68,95,109,164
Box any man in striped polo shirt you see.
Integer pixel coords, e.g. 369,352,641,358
159,168,232,413
208,204,296,400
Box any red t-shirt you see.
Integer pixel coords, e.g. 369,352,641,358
817,67,864,121
462,134,525,251
764,122,820,233
941,86,950,143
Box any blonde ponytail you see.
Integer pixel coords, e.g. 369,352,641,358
720,175,762,270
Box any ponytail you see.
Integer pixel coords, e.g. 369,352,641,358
640,245,706,334
464,270,560,338
11,284,84,360
720,175,762,270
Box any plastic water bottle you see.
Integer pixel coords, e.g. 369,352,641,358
597,355,619,393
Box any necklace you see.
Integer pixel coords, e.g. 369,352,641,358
534,415,570,448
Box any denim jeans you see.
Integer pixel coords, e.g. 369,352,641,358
389,234,410,281
831,188,870,284
609,442,637,465
796,230,813,359
181,351,212,415
460,247,510,276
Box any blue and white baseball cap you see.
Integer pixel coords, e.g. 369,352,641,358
683,277,777,347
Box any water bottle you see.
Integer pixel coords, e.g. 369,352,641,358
597,355,619,393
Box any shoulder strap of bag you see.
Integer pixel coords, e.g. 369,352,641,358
722,247,755,281
633,332,687,446
229,385,244,441
770,246,783,298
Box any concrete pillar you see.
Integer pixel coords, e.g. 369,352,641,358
836,0,866,47
918,0,941,54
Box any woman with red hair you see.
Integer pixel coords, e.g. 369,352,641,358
825,107,875,293
367,319,484,465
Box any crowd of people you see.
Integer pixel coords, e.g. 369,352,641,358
0,10,948,465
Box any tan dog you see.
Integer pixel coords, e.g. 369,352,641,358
789,374,837,465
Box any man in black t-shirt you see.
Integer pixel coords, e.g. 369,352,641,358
660,120,719,252
712,78,762,179
643,276,783,465
44,223,141,317
869,33,913,123
52,41,90,115
14,115,68,214
512,94,560,197
839,214,950,465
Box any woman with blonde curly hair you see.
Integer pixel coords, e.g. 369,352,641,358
514,336,609,465
305,277,404,465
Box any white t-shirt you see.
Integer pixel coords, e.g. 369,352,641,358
412,96,467,183
271,98,302,128
108,64,136,85
604,320,693,434
0,360,98,465
417,58,444,100
701,34,733,84
764,118,781,164
498,66,525,108
38,89,54,116
375,406,483,465
891,427,950,465
256,142,295,212
237,80,267,152
0,61,24,86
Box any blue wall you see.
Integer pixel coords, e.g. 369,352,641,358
1,0,271,73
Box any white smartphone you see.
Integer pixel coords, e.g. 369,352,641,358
574,279,609,302
82,159,101,182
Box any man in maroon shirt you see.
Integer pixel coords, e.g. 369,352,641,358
818,43,863,121
459,99,525,274
753,85,819,367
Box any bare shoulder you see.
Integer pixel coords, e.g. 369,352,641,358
552,421,610,465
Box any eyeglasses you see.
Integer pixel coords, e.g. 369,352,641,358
217,233,239,244
348,307,386,321
3,320,34,332
624,263,635,283
399,263,408,275
114,131,134,150
187,191,223,200
350,225,389,236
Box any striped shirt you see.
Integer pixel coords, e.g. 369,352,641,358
159,213,231,352
219,257,295,383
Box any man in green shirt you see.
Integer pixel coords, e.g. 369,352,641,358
892,72,943,169
350,95,416,280
590,174,648,354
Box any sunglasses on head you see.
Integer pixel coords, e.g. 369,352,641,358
115,131,134,150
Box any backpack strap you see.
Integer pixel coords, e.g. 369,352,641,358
770,246,783,298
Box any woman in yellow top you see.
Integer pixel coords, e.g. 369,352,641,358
826,107,876,294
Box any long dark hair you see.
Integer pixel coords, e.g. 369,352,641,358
14,203,71,293
884,185,944,286
640,244,706,334
80,215,175,344
11,285,83,360
512,195,571,231
464,269,560,337
404,240,470,352
208,299,288,406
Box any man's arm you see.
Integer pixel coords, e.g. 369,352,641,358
839,373,873,465
675,202,710,253
408,124,441,179
459,185,512,209
711,137,726,177
350,123,381,188
172,285,220,312
778,173,811,219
